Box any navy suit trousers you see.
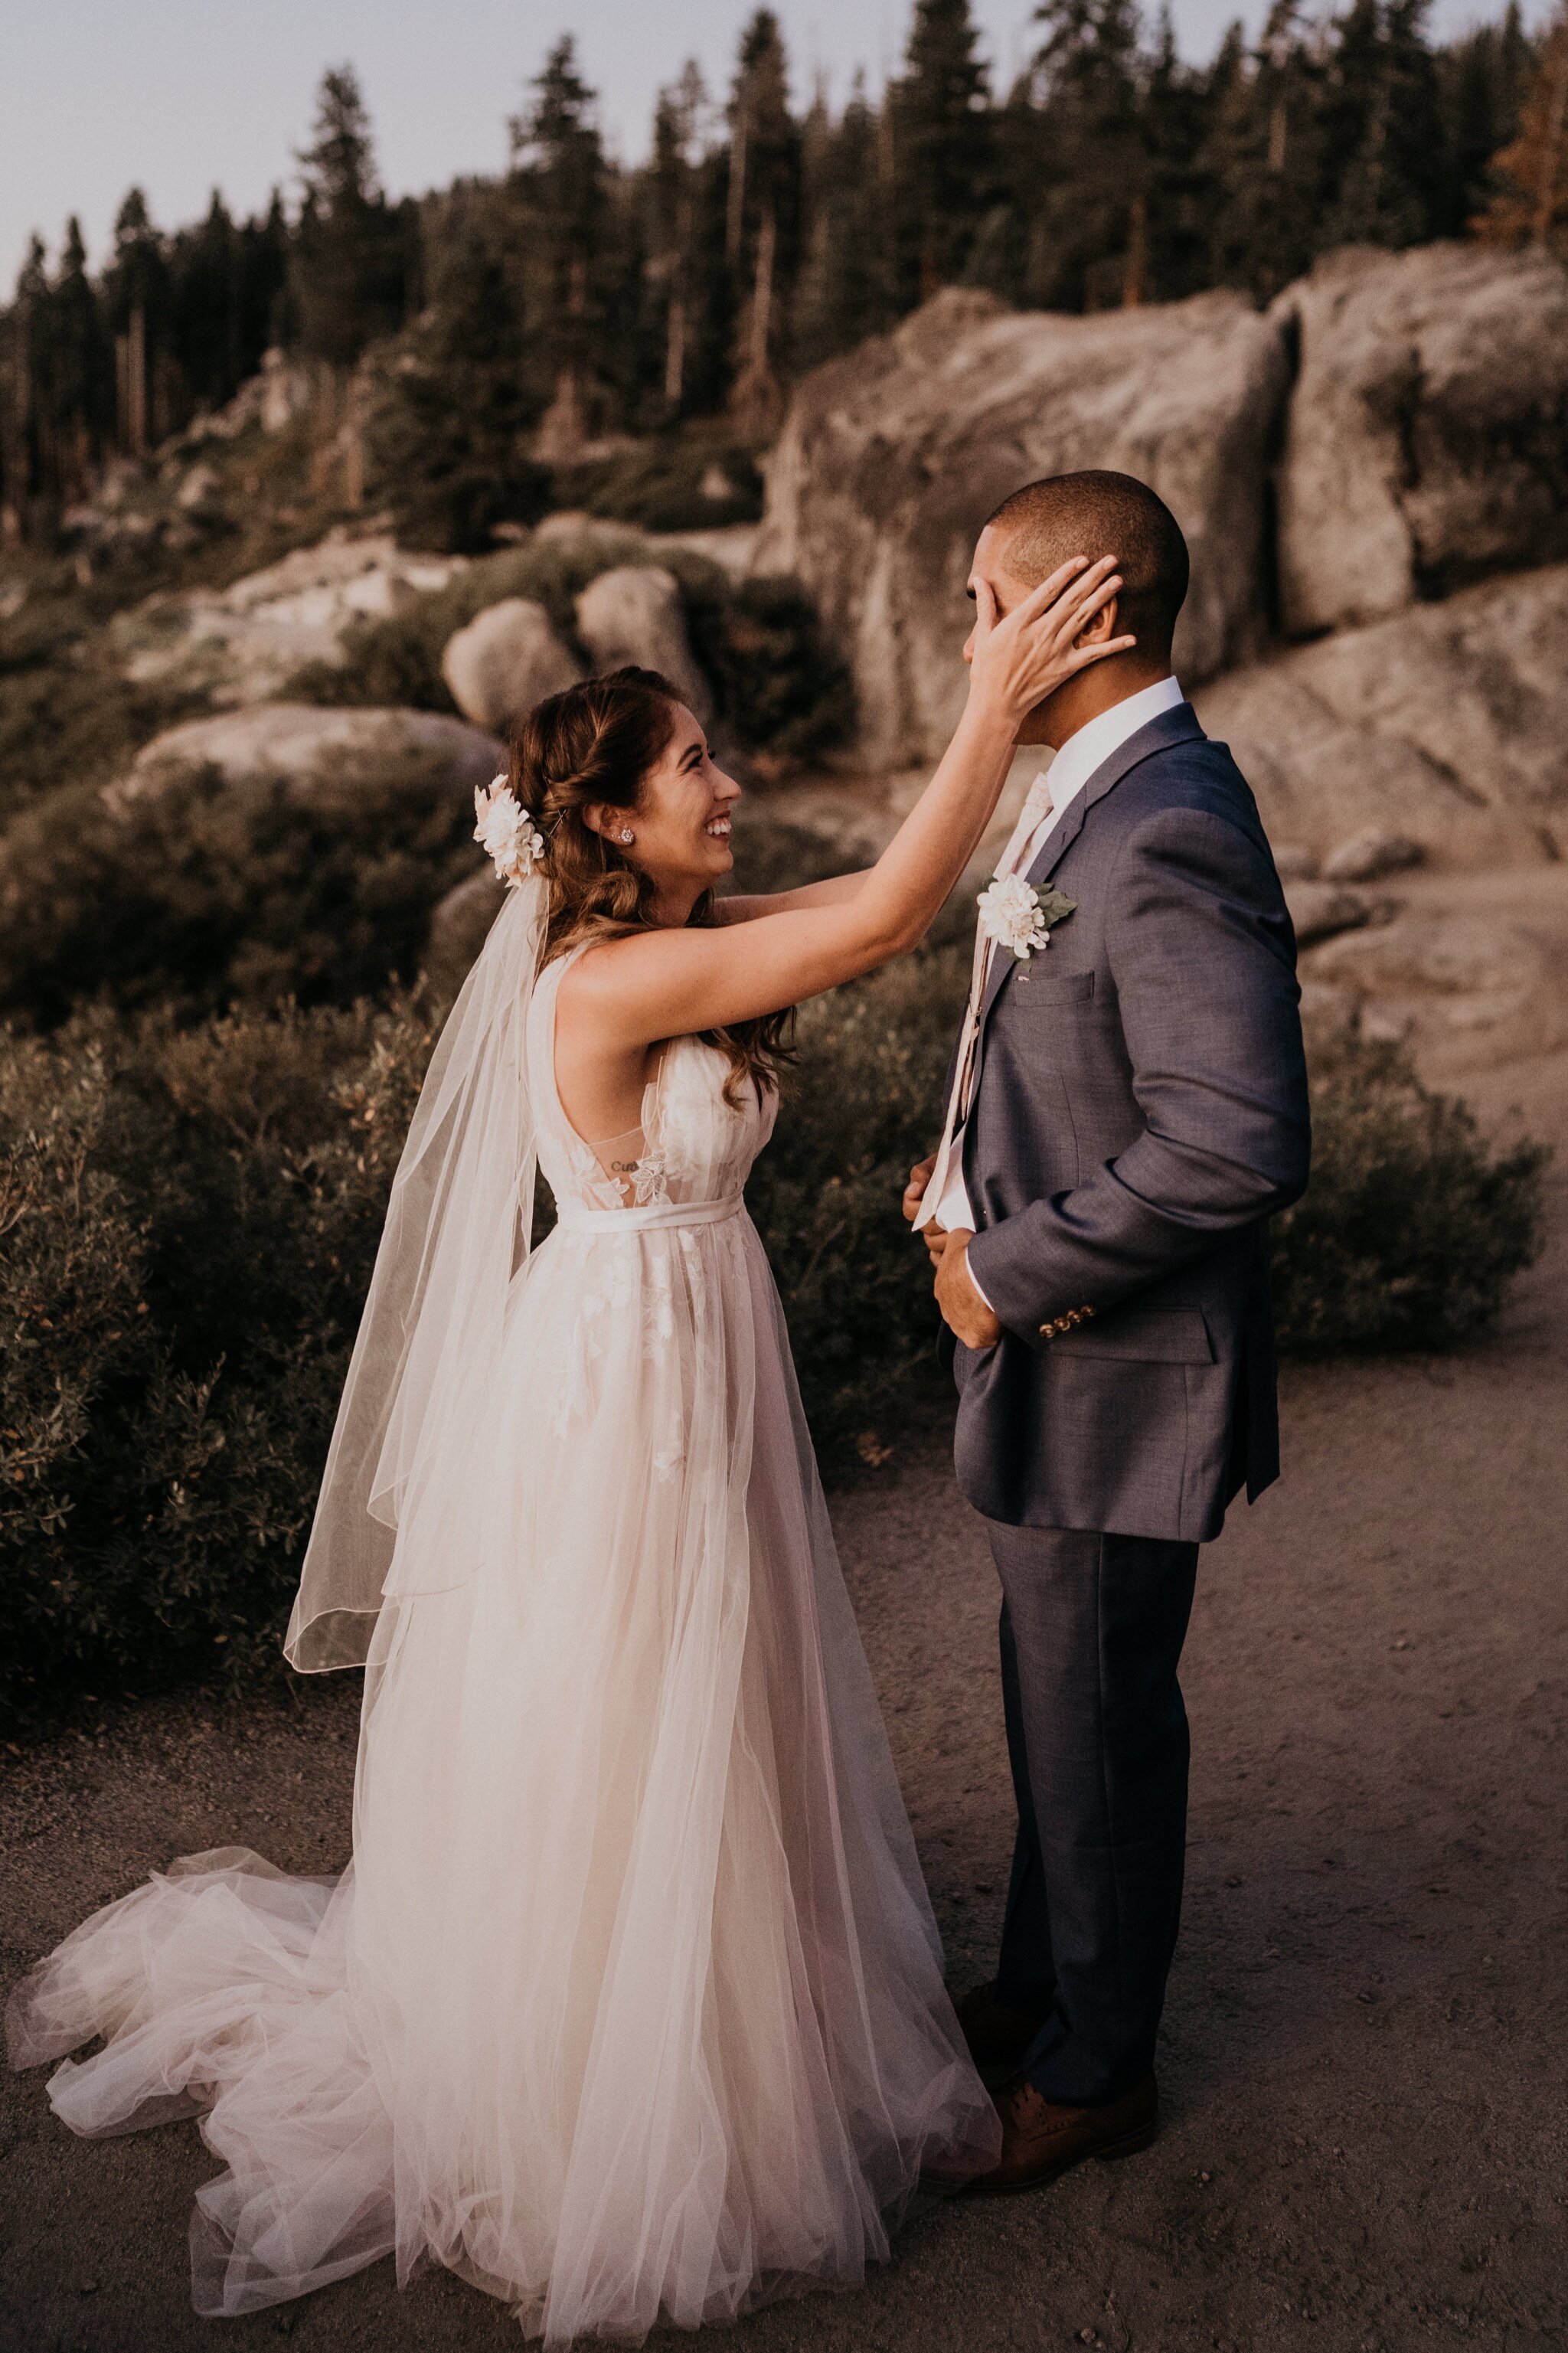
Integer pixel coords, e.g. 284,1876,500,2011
985,1520,1199,2106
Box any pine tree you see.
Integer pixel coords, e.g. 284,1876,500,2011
9,237,54,525
1321,0,1445,250
237,194,293,368
510,37,612,458
50,220,110,498
894,0,997,302
104,189,165,453
165,192,242,417
1200,1,1331,300
1138,6,1211,301
1475,1,1568,253
1438,3,1534,230
724,12,800,431
290,65,407,371
367,188,547,553
794,72,897,368
1027,0,1147,309
648,61,710,416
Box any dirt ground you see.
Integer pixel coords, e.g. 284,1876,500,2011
3,1050,1566,2353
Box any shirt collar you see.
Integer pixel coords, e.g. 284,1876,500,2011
1044,674,1184,818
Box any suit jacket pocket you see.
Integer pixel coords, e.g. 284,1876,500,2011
1054,1305,1214,1364
1018,967,1093,1002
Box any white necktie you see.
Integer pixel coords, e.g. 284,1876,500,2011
913,770,1056,1233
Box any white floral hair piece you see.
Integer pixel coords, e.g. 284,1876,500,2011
976,872,1077,961
473,774,546,889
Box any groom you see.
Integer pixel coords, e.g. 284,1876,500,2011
906,469,1310,2191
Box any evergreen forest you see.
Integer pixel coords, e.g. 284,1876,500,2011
3,0,1563,554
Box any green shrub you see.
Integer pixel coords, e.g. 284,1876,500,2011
0,747,476,1028
554,435,765,532
688,574,858,771
0,590,209,825
1271,1030,1549,1354
0,999,433,1727
1,942,1547,1730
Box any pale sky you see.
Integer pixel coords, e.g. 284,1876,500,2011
2,0,1550,288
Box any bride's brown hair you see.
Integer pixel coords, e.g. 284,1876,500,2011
508,666,794,1105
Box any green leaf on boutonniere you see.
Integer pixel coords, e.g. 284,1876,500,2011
1034,887,1077,929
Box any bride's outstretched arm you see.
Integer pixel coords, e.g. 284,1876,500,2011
711,870,871,923
571,557,1132,1048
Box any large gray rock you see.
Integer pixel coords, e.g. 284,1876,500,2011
574,566,713,721
755,286,1290,770
109,529,466,708
440,598,584,734
426,868,506,994
122,703,504,802
1195,564,1568,871
1274,243,1568,637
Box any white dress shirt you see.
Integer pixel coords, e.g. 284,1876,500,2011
926,675,1184,1303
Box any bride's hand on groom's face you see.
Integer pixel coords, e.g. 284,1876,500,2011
965,554,1135,735
933,1230,1004,1351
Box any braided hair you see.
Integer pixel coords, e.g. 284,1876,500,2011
508,666,794,1106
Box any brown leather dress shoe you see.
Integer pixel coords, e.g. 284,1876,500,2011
965,2070,1158,2195
952,1980,1050,2074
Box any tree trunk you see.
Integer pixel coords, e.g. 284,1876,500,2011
750,205,776,380
1122,194,1148,308
727,117,748,268
664,292,687,408
116,305,148,456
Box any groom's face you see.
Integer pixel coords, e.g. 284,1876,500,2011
965,521,1100,747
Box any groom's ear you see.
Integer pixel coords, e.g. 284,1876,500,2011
1074,593,1120,648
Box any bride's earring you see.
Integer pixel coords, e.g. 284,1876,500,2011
618,828,635,845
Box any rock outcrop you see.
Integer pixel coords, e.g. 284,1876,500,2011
575,567,713,720
427,868,505,994
441,599,584,734
1194,564,1568,870
122,704,504,802
756,286,1290,770
110,530,466,708
1273,243,1568,637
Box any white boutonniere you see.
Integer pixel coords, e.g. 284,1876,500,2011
976,874,1078,962
473,774,546,888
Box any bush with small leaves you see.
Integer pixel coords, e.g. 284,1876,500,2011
0,936,1547,1730
0,999,436,1727
0,745,477,1029
1271,1029,1549,1355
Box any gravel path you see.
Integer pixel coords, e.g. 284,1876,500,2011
4,1059,1565,2353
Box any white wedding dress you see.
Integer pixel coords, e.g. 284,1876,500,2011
8,943,998,2345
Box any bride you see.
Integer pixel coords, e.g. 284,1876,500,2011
8,556,1127,2344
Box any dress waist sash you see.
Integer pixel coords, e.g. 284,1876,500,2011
552,1192,745,1235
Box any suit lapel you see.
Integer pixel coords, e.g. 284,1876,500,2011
975,701,1205,1031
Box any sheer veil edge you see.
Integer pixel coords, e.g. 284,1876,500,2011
283,877,545,1672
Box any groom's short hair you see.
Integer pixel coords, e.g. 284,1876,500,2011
985,471,1190,667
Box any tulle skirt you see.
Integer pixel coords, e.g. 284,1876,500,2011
7,1211,998,2344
